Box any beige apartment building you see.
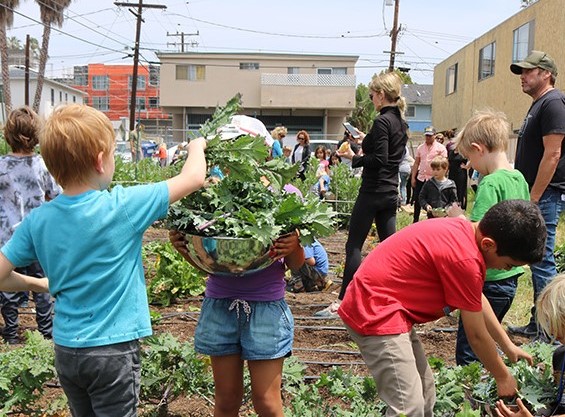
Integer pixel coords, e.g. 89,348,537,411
156,52,358,141
432,0,564,135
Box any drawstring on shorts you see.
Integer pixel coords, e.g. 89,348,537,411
229,299,252,322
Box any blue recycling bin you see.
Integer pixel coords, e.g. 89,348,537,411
141,141,158,158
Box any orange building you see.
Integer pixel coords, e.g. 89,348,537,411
71,63,170,129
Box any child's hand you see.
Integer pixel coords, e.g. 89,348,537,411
505,345,533,366
169,230,189,259
270,231,300,261
447,203,466,218
494,398,532,417
188,137,207,151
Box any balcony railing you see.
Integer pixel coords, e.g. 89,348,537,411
261,73,356,87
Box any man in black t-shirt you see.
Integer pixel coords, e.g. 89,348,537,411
508,51,565,340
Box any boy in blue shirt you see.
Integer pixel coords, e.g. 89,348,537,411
0,104,207,416
287,239,331,292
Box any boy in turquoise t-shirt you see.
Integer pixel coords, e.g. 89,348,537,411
448,109,531,365
0,105,207,416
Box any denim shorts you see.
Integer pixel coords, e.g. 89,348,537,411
194,297,294,360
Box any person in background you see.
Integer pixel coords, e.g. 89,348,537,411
170,229,304,417
435,132,445,145
155,142,167,167
507,50,565,341
329,151,341,167
314,145,331,199
496,274,565,417
339,200,544,417
0,106,60,345
398,144,414,207
282,146,292,164
419,155,458,218
291,130,311,181
337,130,362,172
316,72,408,318
447,109,531,365
446,129,468,210
411,126,448,222
0,104,207,415
129,123,144,162
270,126,287,159
286,239,331,293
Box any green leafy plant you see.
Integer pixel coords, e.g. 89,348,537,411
0,331,66,416
140,333,214,416
143,241,207,306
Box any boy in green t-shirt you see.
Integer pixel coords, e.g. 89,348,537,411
448,109,531,365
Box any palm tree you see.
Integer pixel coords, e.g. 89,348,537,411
0,0,20,115
33,0,71,113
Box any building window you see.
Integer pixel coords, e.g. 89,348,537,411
479,42,496,80
128,75,146,90
317,67,347,75
50,88,54,106
288,67,299,74
59,91,62,102
73,95,76,103
405,106,415,118
239,62,260,70
92,96,109,111
149,97,160,108
65,93,68,102
513,20,535,62
73,65,88,86
149,65,160,86
129,97,146,111
92,75,109,91
176,65,205,81
445,63,458,95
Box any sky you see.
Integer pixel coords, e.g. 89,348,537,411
6,0,527,86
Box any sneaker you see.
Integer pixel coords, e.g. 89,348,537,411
314,300,341,318
507,322,538,337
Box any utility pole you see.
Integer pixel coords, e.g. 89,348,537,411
167,31,199,52
114,0,166,135
388,0,400,72
24,34,30,106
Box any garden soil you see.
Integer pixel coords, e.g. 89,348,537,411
10,226,529,416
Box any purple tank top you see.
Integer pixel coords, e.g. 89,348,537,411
205,260,286,301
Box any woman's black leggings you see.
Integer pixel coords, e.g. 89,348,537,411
338,191,398,300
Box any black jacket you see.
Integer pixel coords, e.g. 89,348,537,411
419,177,458,211
352,106,408,194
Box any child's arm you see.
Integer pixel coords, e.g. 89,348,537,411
0,253,49,293
480,293,533,364
166,137,207,204
460,306,518,398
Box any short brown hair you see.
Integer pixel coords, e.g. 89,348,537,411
430,155,448,170
4,106,41,153
41,105,114,188
456,109,509,156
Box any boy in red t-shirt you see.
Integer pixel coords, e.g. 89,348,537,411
338,199,546,416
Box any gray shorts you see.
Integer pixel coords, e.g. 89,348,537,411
54,340,141,417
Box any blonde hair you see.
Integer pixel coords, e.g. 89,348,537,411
41,104,114,188
430,155,448,170
369,72,406,116
271,126,287,140
537,274,565,339
456,109,510,156
4,106,41,153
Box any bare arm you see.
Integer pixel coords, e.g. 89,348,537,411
530,134,564,202
460,305,517,398
0,253,49,293
411,155,421,188
480,294,533,364
166,137,207,204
